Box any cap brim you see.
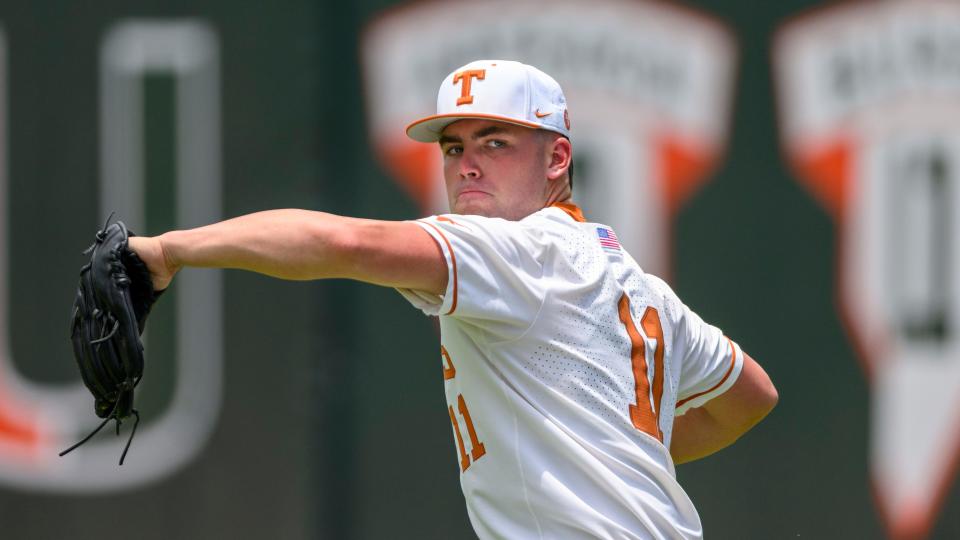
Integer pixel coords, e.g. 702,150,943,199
405,113,546,142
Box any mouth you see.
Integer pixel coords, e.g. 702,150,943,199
457,189,489,199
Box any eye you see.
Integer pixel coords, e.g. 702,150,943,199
444,145,463,156
487,139,507,148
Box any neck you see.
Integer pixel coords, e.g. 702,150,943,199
543,176,572,208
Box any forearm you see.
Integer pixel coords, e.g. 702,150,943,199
159,209,361,281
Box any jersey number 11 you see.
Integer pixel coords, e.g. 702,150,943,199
618,295,666,442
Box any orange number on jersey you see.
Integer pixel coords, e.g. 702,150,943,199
459,394,486,461
441,346,456,380
441,347,487,471
617,294,665,441
448,405,471,472
448,394,486,472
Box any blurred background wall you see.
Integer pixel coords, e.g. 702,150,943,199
0,0,957,539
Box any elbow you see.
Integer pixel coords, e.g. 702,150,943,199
734,375,778,434
733,387,777,439
767,383,779,412
307,217,388,280
759,390,778,426
753,376,779,424
306,214,367,277
739,352,778,425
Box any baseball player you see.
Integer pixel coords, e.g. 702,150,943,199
129,59,777,539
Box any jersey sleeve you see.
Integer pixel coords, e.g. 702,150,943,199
395,214,549,340
671,301,744,416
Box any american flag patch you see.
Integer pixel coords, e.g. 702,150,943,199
597,226,621,252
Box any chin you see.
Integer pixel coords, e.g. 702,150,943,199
453,201,498,218
454,207,495,218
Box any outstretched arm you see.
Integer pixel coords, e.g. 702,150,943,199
670,351,777,464
128,209,448,294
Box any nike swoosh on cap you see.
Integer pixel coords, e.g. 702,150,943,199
534,109,551,118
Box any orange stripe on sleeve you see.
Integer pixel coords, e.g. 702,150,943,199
421,221,458,315
436,215,464,227
676,338,738,408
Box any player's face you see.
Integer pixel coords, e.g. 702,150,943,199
439,119,551,220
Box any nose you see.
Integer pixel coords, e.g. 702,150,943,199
458,150,481,180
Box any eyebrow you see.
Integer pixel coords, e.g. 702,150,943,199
438,134,460,146
438,125,510,146
474,125,508,138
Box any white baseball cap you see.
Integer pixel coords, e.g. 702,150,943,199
406,59,571,142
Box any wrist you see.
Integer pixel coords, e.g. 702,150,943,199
157,231,184,274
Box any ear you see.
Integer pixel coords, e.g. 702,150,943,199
545,135,572,182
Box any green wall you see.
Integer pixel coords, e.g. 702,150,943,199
0,0,956,539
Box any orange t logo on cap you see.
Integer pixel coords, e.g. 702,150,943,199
452,69,486,106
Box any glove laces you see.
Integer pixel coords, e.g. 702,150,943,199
58,396,140,466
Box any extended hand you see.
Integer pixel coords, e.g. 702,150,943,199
128,235,180,291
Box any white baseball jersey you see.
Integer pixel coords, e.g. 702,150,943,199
397,203,743,539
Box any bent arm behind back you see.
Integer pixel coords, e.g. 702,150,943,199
670,351,777,464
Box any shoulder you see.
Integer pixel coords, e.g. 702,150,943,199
518,206,594,246
422,208,580,249
628,268,687,323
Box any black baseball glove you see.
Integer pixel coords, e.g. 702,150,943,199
61,217,164,465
